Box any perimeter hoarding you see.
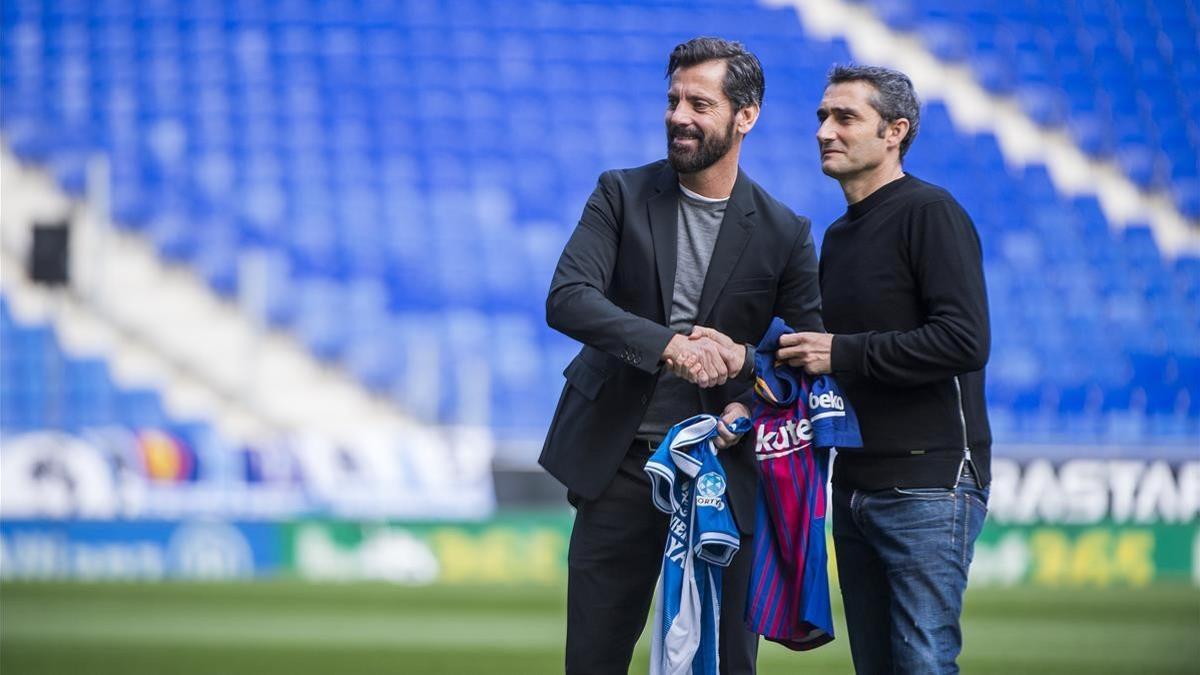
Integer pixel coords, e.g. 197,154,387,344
281,512,571,586
2,457,1196,587
0,519,284,580
0,514,574,585
969,457,1199,587
0,426,495,521
970,520,1196,587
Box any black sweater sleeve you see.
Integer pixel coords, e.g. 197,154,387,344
830,198,990,387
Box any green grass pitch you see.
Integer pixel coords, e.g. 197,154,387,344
2,581,1197,674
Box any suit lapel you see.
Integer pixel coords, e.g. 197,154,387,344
647,165,679,324
695,168,756,325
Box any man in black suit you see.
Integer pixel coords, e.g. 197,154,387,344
541,37,824,675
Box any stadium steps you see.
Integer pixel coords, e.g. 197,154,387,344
1,143,432,449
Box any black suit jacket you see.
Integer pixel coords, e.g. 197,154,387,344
540,160,823,534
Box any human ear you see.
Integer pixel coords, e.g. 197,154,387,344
737,104,761,135
887,118,910,150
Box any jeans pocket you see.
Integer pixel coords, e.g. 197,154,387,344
961,481,989,511
891,486,954,500
963,490,988,511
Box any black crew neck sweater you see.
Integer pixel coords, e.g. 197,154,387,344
821,174,993,490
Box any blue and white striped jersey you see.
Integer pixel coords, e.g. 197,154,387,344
644,414,749,675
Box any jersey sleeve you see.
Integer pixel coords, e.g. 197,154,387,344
808,375,863,449
644,445,677,514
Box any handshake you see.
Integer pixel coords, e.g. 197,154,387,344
662,327,836,388
662,326,746,389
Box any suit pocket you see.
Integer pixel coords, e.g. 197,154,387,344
724,275,774,294
562,356,610,401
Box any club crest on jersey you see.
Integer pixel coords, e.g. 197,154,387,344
695,472,726,509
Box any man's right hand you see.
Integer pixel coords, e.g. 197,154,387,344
663,334,729,388
689,326,746,376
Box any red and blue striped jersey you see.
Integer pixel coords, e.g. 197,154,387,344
745,317,862,651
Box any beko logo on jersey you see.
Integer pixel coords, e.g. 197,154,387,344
808,390,845,412
755,418,814,459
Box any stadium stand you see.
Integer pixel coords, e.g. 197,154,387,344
854,0,1200,216
0,291,227,496
1,0,1197,456
1,295,165,434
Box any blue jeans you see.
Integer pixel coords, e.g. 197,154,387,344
832,464,988,674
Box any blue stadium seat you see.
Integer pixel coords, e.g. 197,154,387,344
882,0,1200,205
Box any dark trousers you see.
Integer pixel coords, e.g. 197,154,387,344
565,442,758,675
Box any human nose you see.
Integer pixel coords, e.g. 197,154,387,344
816,117,835,144
668,101,693,127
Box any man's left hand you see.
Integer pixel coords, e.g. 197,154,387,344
776,332,834,374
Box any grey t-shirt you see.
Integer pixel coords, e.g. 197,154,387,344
636,184,728,441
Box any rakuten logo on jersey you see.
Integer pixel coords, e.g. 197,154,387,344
808,390,844,412
755,416,814,460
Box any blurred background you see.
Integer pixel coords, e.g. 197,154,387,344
1,0,1197,673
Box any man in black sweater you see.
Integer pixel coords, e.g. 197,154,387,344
778,65,991,674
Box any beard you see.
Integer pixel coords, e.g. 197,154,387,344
667,115,737,174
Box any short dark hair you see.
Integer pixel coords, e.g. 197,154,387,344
827,64,921,159
667,37,765,111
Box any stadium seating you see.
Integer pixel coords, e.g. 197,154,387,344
1,0,1197,448
854,0,1200,217
0,294,214,456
